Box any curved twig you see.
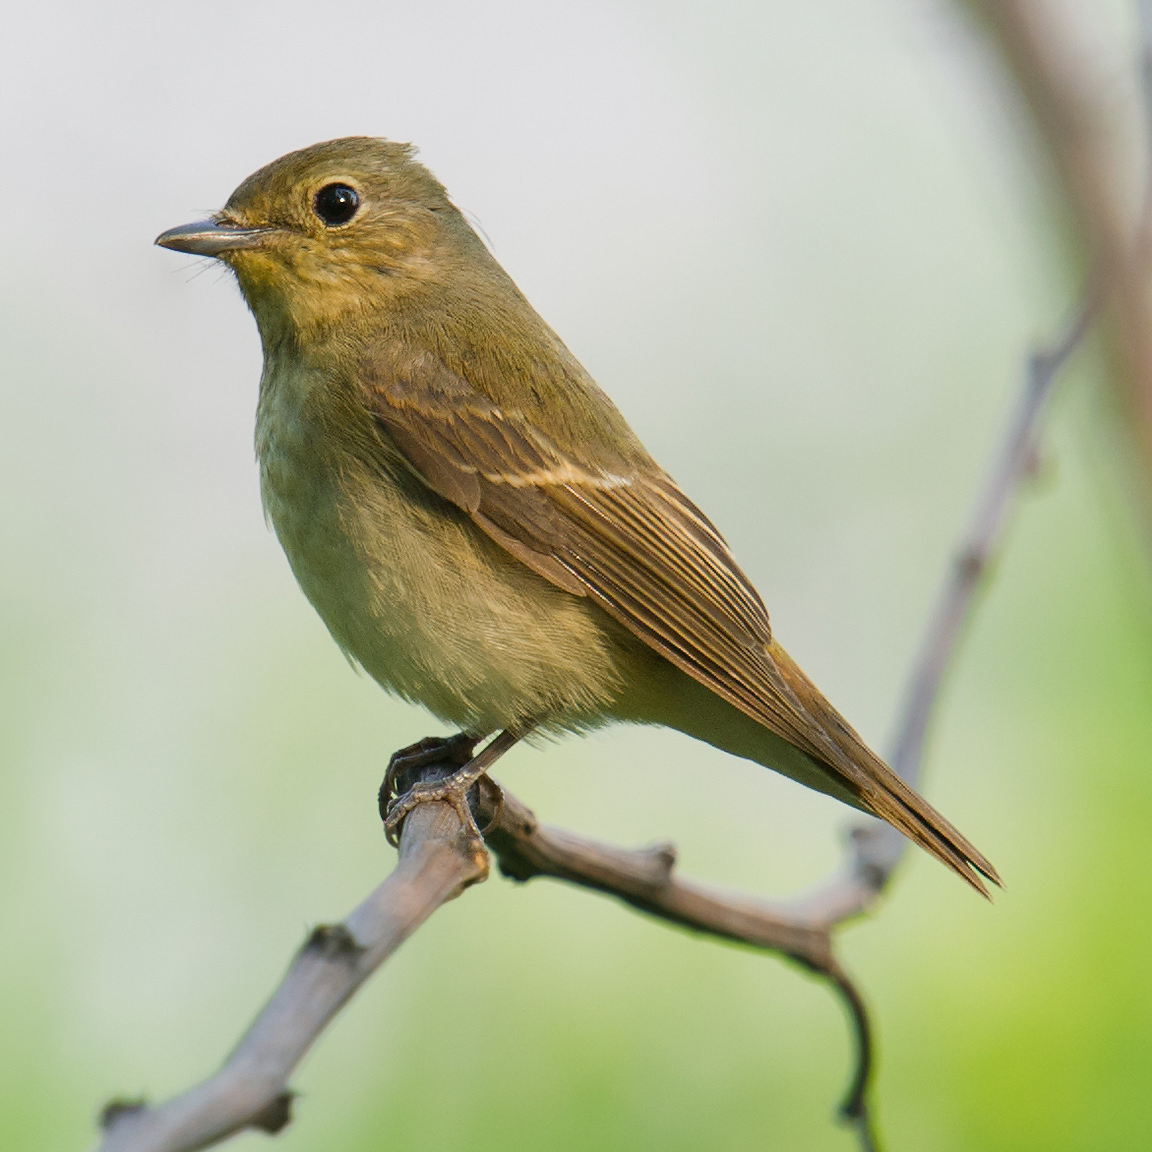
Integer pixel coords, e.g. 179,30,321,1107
473,783,876,1142
792,291,1098,927
960,0,1152,497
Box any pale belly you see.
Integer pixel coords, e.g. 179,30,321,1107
257,394,641,736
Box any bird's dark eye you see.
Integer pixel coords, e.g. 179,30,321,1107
313,183,360,227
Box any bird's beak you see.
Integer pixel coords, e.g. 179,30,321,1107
155,217,276,256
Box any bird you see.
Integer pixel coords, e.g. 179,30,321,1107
156,136,998,894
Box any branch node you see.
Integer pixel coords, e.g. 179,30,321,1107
303,923,365,963
953,545,986,585
248,1091,295,1135
456,832,491,883
646,841,677,880
99,1098,146,1130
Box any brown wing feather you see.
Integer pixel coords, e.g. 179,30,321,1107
367,357,999,893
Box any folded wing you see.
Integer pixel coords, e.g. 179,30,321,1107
364,353,999,894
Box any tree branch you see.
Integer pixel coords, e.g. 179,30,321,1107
958,0,1152,498
792,292,1098,929
472,783,877,1142
94,796,488,1152
477,787,832,965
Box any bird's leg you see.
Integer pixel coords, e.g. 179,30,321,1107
380,728,523,847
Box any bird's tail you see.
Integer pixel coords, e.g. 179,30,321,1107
767,642,1000,897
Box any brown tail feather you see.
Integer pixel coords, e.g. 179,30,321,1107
851,756,999,897
769,643,1000,897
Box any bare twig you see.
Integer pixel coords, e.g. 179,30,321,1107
959,0,1152,495
472,784,876,1137
93,794,487,1152
477,787,831,965
93,759,886,1152
787,292,1098,928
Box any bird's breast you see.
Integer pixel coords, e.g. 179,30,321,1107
253,358,636,734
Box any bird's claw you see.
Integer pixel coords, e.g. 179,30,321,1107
378,733,477,821
383,773,478,847
379,733,505,847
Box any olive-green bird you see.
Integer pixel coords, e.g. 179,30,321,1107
157,137,998,894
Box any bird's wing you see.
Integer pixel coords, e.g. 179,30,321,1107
364,358,796,732
364,355,998,893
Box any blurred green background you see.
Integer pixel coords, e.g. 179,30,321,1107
2,1,1151,1149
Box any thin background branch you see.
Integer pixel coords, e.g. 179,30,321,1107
780,292,1097,933
959,0,1152,498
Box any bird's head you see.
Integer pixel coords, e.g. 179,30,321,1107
157,137,477,344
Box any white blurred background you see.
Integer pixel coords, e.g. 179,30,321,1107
2,3,1149,1150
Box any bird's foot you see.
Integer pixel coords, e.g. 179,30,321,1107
378,733,477,818
379,731,514,848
